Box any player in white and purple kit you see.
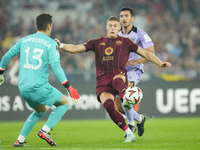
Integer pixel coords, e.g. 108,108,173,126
116,7,155,137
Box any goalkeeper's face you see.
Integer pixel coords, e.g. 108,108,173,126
120,11,134,28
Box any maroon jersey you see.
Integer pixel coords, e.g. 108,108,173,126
84,36,138,78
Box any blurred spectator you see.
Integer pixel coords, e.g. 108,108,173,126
0,0,200,80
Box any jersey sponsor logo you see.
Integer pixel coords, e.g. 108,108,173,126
116,40,122,46
102,56,114,61
143,35,152,42
100,42,105,46
105,47,113,55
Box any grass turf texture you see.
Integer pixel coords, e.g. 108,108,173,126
0,118,199,150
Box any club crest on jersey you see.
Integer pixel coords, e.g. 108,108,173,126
100,42,105,46
116,40,122,46
105,47,113,55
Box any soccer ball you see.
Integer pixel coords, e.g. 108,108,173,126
124,86,143,105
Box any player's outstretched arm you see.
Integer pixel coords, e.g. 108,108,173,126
126,46,155,67
54,38,86,53
49,43,81,102
0,67,5,85
136,47,172,68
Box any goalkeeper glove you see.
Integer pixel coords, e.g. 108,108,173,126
0,68,5,85
62,80,81,103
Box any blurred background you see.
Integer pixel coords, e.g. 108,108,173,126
1,0,200,82
0,0,200,120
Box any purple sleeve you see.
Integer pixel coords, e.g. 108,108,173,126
84,39,97,52
137,28,154,49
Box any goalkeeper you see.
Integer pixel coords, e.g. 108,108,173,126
0,13,80,147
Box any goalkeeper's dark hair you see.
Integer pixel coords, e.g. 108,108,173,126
36,13,52,31
120,7,134,17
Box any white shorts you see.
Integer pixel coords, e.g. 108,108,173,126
127,69,143,86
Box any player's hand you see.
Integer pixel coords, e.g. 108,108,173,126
54,38,61,46
161,62,172,68
0,74,4,85
125,61,137,67
66,85,81,103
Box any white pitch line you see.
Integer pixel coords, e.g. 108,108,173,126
0,147,175,150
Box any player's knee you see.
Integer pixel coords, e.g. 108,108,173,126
34,104,46,113
38,107,46,113
41,107,47,113
62,99,69,105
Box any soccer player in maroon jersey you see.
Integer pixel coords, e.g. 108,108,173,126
54,16,171,143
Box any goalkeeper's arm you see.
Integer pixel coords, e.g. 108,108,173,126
51,63,81,102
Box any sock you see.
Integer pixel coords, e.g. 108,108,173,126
103,99,127,130
124,127,133,135
122,102,141,123
19,111,46,139
17,135,25,143
137,115,142,124
122,102,134,123
42,125,50,133
129,121,136,126
45,104,69,130
135,113,142,122
112,78,127,98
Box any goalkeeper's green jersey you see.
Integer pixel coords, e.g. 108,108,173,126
0,32,67,91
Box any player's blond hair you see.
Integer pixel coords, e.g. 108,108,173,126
107,16,120,22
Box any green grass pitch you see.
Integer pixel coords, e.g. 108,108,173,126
0,117,199,150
